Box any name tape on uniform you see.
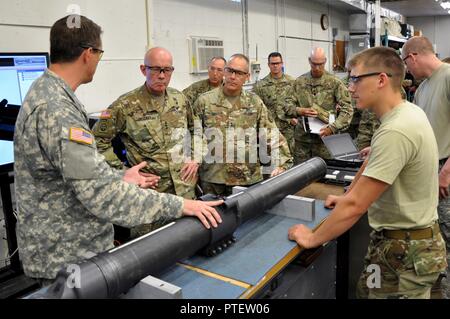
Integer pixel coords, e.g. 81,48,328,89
69,127,93,145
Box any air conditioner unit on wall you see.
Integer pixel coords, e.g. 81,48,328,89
188,36,224,74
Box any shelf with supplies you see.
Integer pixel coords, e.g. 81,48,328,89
381,34,408,47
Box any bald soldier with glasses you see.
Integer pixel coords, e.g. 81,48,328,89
93,47,200,239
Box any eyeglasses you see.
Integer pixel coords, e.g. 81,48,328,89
80,44,104,60
309,60,326,67
348,72,392,84
144,65,175,75
224,67,248,76
269,62,283,66
402,53,418,64
208,66,224,73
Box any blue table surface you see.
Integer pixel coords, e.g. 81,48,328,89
0,140,14,166
159,200,331,299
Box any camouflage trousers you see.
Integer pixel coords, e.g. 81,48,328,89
438,161,450,298
293,133,332,165
356,229,447,299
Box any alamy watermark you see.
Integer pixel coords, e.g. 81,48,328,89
366,264,381,289
66,264,81,289
66,4,81,29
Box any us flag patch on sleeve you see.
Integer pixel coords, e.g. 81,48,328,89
99,110,112,119
69,127,93,145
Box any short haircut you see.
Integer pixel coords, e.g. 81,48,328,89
50,15,102,64
209,56,226,65
229,53,250,72
402,36,435,56
442,57,450,64
347,46,405,91
268,52,283,63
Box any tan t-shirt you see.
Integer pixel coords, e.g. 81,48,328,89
363,101,439,231
414,63,450,160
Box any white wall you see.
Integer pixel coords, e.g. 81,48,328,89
0,0,149,113
1,0,350,113
151,0,243,90
407,16,450,59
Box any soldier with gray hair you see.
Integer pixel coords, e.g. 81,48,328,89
194,53,293,196
183,56,226,106
14,15,222,283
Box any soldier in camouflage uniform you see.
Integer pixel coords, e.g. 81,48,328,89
183,57,226,105
194,54,293,196
289,47,447,299
253,52,296,154
286,48,353,164
14,16,222,281
355,109,380,150
93,47,200,238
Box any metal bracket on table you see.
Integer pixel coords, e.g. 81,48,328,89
232,186,315,221
121,274,182,299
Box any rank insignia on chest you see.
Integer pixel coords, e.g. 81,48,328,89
69,127,93,145
99,110,112,119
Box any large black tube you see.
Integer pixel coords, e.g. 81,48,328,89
37,157,326,299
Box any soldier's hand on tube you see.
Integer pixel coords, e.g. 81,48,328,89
183,199,223,229
181,160,199,182
324,194,341,209
290,118,298,126
297,107,318,117
438,169,450,199
359,147,371,159
288,224,315,249
123,161,160,189
270,167,285,177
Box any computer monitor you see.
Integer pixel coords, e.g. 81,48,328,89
0,52,49,106
0,52,49,140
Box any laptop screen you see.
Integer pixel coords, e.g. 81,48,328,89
321,133,359,157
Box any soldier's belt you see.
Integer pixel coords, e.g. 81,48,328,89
381,223,440,240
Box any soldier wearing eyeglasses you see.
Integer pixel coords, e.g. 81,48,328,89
289,46,447,299
403,36,450,298
93,47,200,238
182,57,226,105
286,47,353,164
253,52,296,154
193,54,293,196
14,17,222,283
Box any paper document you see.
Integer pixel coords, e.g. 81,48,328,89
303,117,326,135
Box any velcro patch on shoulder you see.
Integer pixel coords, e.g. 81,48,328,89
69,127,93,145
99,110,112,119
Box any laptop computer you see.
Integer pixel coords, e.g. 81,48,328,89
321,133,363,163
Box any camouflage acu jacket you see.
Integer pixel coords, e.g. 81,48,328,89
287,71,353,137
253,73,296,130
93,85,197,199
14,70,184,279
194,87,293,186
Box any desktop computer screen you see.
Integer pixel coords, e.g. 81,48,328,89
0,52,49,140
0,52,49,106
